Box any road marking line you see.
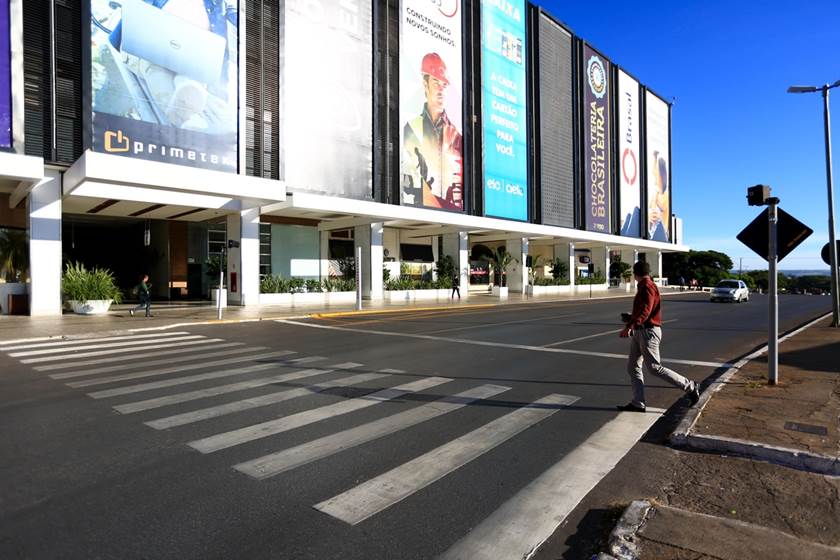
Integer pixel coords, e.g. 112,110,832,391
146,370,386,430
114,363,360,414
68,350,291,390
543,319,678,347
424,312,582,335
189,376,453,454
277,320,734,369
311,304,496,319
313,393,579,525
21,339,223,364
233,383,512,480
438,409,663,560
84,359,299,399
1,332,194,351
43,342,247,379
8,335,205,357
45,344,251,377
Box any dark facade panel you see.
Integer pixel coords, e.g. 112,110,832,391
245,0,280,180
537,14,574,228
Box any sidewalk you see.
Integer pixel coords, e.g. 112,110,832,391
598,315,840,560
0,287,664,342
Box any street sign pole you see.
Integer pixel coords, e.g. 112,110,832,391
822,86,840,326
768,198,779,384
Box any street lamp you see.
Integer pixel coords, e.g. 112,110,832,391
788,79,840,327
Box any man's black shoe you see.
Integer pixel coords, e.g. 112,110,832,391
689,382,701,405
617,403,646,413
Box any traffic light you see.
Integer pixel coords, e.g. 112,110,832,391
747,184,771,206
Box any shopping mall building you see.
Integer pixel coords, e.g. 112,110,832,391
0,0,685,316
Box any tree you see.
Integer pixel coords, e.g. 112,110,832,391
744,269,789,291
527,254,547,285
484,247,516,287
550,258,568,281
0,229,28,282
663,250,734,287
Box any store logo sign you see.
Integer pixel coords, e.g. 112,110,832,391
587,55,606,99
104,130,130,152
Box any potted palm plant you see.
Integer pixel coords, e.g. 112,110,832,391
0,229,29,315
486,247,516,297
525,254,546,295
62,262,122,315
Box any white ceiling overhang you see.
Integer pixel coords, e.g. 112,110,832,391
0,152,47,208
262,192,689,253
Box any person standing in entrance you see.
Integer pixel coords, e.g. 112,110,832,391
130,274,152,317
451,270,461,300
618,261,699,412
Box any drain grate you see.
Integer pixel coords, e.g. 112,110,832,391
783,422,828,436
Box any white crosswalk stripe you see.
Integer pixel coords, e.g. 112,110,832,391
313,393,579,525
114,362,364,414
233,383,512,480
84,355,303,399
189,376,453,454
145,370,389,430
66,350,294,389
8,335,206,357
20,338,224,364
45,343,247,376
1,331,194,351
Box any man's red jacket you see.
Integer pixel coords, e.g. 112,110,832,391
629,276,662,328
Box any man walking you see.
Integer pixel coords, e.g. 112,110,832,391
618,261,700,412
451,270,461,300
129,274,153,317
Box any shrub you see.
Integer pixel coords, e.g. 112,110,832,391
323,277,356,292
305,279,323,293
260,274,289,293
61,262,122,303
288,277,306,294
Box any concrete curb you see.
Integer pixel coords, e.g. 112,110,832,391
600,500,653,560
670,311,836,475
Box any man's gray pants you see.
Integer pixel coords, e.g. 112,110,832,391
628,326,692,408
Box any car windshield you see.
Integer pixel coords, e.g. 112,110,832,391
717,281,740,289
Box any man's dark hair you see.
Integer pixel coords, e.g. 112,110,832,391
632,260,650,277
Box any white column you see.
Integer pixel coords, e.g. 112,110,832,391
507,237,528,293
355,222,383,300
28,169,62,316
590,246,607,284
603,245,611,286
239,207,260,306
319,230,330,279
226,212,241,304
568,242,576,289
431,235,440,281
443,232,469,298
653,250,664,283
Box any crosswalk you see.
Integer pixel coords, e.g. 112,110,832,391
0,329,660,559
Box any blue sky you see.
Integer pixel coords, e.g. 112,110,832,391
534,0,840,271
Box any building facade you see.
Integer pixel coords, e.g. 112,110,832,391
0,0,685,316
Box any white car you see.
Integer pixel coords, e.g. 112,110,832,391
710,279,750,303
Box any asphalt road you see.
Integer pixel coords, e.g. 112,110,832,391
0,291,830,559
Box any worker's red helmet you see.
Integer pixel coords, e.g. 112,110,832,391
421,53,449,85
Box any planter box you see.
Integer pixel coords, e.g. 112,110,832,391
384,288,452,302
0,282,28,315
527,284,572,296
574,284,609,294
212,288,227,308
491,286,509,298
258,291,356,305
69,299,113,315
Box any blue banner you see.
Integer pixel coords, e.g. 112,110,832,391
481,0,528,221
0,0,11,150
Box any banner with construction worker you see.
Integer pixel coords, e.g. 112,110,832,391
399,0,465,212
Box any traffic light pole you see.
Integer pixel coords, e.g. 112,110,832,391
822,86,840,327
768,198,779,385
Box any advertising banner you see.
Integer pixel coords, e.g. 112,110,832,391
645,91,671,242
582,45,610,233
283,0,373,199
0,0,10,150
481,0,528,221
90,0,238,172
399,0,464,211
617,69,640,237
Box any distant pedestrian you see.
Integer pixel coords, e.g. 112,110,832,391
618,261,700,412
451,270,461,299
690,278,698,291
130,274,152,317
679,276,686,291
